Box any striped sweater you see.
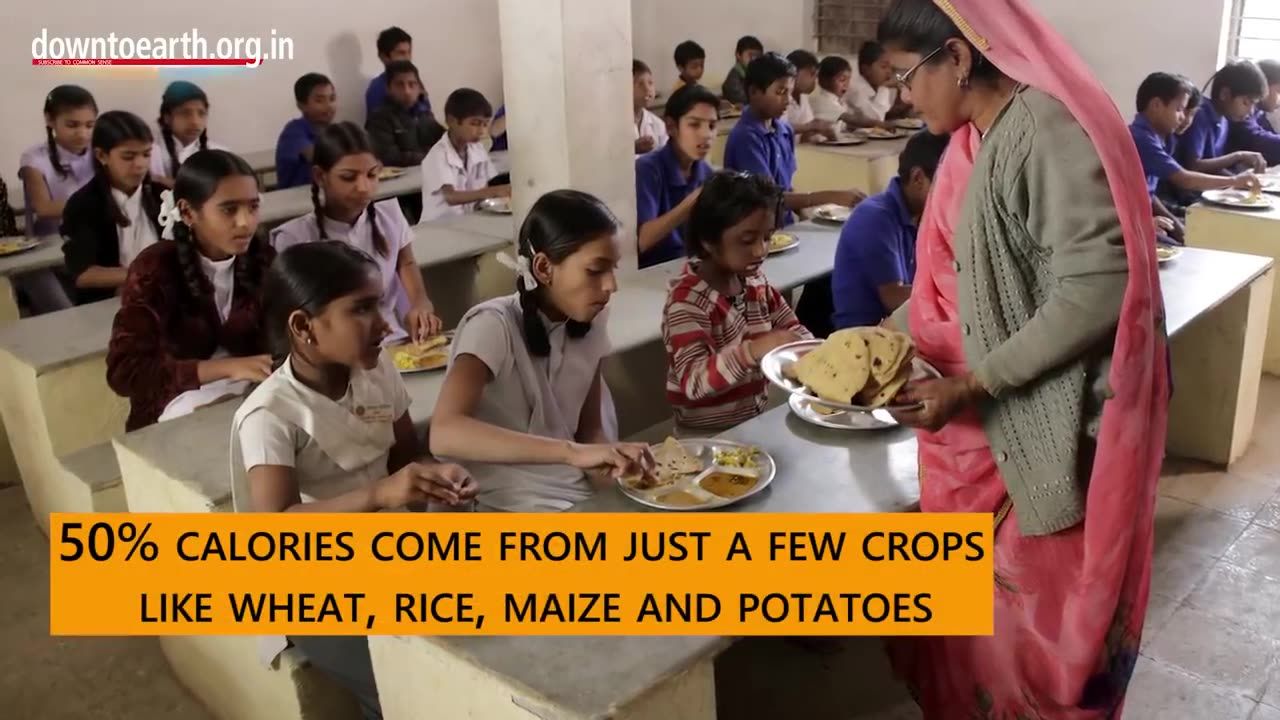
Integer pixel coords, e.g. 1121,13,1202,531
662,262,812,431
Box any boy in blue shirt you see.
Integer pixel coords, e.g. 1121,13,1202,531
1228,59,1280,166
721,36,763,107
672,41,706,94
275,73,336,189
1177,61,1268,175
1131,72,1260,225
723,52,862,224
635,85,720,268
832,131,949,330
365,27,432,121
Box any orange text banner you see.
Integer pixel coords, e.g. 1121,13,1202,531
49,512,994,636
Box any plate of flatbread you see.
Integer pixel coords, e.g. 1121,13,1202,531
762,327,941,413
864,127,910,140
815,133,867,146
812,204,852,224
893,118,925,130
618,437,776,511
390,333,452,373
1201,188,1275,210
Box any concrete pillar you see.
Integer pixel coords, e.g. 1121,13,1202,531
497,0,638,264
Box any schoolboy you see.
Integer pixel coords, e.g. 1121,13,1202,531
275,73,336,189
419,89,510,223
633,60,669,154
366,60,445,168
722,36,764,107
1228,59,1280,165
785,50,834,143
365,27,431,120
673,41,706,93
1177,60,1268,174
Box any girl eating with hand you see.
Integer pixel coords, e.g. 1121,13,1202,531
430,190,655,512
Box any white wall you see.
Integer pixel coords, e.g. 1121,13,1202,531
4,0,503,190
1028,0,1230,114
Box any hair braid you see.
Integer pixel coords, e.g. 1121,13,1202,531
46,126,69,179
311,183,327,240
161,125,181,179
367,202,389,258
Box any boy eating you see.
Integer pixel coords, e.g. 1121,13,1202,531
724,53,863,224
365,27,431,121
721,36,764,107
1228,59,1280,165
809,56,881,132
673,41,706,93
419,89,510,223
848,42,907,125
367,60,445,168
633,60,668,154
275,73,336,189
1177,60,1268,174
785,50,834,143
635,85,721,268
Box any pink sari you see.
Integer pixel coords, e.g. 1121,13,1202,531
887,1,1169,717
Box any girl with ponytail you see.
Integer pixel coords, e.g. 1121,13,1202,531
61,110,163,305
430,189,655,513
151,81,227,189
106,149,273,430
18,84,97,236
271,121,440,346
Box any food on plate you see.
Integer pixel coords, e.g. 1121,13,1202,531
784,327,916,408
809,401,844,416
814,204,852,222
0,240,32,255
769,233,797,251
377,167,405,180
483,197,512,213
628,437,703,489
1156,246,1180,263
865,128,902,139
392,335,451,371
656,490,705,507
713,446,760,472
895,118,925,129
699,471,759,499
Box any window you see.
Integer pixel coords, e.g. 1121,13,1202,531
814,0,893,55
1228,0,1280,60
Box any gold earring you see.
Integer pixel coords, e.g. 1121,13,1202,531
958,75,970,89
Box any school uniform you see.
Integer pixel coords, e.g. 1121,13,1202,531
846,72,897,123
722,64,749,106
723,108,797,223
106,240,272,430
271,200,415,344
786,93,815,130
809,87,848,127
446,293,613,512
635,142,714,268
1228,109,1280,166
61,180,163,305
1177,101,1230,169
230,350,406,718
490,106,509,152
663,262,812,432
18,141,95,236
149,137,229,180
275,117,323,189
634,109,669,150
419,135,496,223
366,100,445,168
831,178,917,330
1129,114,1184,195
365,73,432,120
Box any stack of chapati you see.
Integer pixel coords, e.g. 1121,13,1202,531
783,327,916,409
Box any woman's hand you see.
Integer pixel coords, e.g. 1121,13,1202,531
566,442,656,480
373,461,473,509
404,305,443,344
889,372,988,431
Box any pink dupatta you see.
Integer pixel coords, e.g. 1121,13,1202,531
889,0,1169,716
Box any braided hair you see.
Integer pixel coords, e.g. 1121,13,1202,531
169,150,267,313
90,111,159,229
514,190,620,357
158,81,210,179
43,85,97,179
311,122,389,258
262,242,379,368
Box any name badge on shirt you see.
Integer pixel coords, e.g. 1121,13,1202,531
354,403,394,424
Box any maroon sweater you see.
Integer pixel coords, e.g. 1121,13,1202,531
106,240,273,431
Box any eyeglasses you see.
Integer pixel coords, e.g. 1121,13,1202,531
893,46,944,88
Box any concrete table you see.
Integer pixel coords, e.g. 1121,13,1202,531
795,137,909,196
239,148,278,190
1185,202,1280,374
259,170,422,224
429,211,517,241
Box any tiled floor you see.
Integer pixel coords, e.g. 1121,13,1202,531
3,378,1280,718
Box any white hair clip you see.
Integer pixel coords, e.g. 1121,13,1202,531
496,251,538,292
157,189,184,241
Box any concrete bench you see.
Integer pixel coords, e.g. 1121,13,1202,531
57,441,124,515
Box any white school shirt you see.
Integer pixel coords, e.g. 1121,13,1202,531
156,254,247,422
810,87,848,126
786,93,815,129
112,186,160,268
846,73,897,123
230,351,410,664
634,109,669,149
419,136,495,223
270,200,415,344
446,294,613,512
149,137,229,179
